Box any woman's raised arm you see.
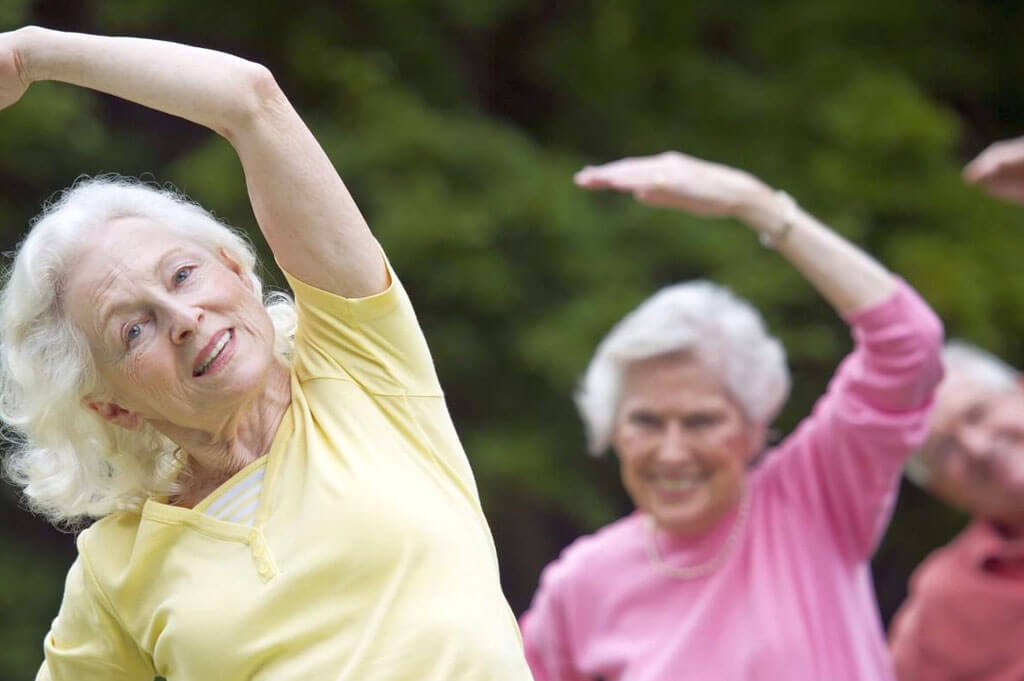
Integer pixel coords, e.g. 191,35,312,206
3,26,385,298
574,151,897,316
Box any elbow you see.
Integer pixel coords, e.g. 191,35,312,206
901,296,946,404
913,300,945,373
246,62,287,111
217,62,289,140
926,318,946,392
858,286,946,409
892,283,945,362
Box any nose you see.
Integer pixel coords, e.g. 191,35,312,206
168,300,203,345
656,421,694,463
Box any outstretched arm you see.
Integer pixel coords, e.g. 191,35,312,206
574,151,896,316
963,135,1024,205
2,26,385,298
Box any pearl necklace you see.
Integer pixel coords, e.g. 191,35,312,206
644,487,751,580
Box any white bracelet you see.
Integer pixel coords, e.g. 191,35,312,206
758,190,798,249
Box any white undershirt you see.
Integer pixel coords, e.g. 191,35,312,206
202,465,266,526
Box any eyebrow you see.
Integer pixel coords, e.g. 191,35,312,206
96,247,194,337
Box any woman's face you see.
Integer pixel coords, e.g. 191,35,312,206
64,216,277,432
612,352,761,536
923,377,1024,526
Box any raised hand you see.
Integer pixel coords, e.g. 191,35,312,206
0,30,30,112
963,136,1024,205
573,151,772,219
574,149,897,314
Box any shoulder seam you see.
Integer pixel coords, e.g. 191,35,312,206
298,375,444,398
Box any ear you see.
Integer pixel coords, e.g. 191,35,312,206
218,247,252,289
86,400,144,431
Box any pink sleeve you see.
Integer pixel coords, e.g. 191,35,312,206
764,280,944,562
519,558,588,681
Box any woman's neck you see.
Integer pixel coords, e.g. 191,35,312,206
158,361,291,507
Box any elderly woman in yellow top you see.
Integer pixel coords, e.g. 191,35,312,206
0,27,533,681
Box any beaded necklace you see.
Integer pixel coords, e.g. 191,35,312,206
644,487,750,580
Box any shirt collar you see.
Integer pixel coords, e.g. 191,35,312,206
967,521,1024,575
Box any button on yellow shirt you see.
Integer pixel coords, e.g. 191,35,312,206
37,264,534,681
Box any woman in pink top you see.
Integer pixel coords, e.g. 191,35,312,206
519,151,944,681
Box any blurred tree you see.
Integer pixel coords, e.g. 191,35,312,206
2,1,1024,678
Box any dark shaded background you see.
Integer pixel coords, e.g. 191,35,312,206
2,1,1024,678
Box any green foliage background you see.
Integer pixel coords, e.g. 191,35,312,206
2,1,1023,678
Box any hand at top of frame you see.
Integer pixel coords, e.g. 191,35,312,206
574,151,774,220
963,136,1024,205
0,30,30,112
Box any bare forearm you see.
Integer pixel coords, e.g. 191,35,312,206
12,26,385,298
738,189,897,316
17,26,265,137
575,152,899,316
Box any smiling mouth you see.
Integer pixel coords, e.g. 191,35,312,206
650,472,708,492
193,330,233,377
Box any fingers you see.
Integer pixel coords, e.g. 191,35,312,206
963,153,997,184
575,153,688,195
963,136,1024,184
575,158,656,191
962,137,1024,205
632,187,673,206
576,159,684,208
633,188,724,216
574,151,759,218
573,168,622,191
976,178,1024,206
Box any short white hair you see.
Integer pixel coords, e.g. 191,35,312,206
0,176,296,527
576,281,790,454
905,340,1019,486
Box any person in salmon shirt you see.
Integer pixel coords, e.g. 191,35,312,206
889,341,1024,681
519,150,944,681
0,27,534,681
886,137,1024,681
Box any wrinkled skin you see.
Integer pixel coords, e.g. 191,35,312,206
611,352,763,536
920,376,1024,531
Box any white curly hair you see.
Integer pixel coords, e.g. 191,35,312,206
576,281,790,455
904,340,1019,486
0,176,296,528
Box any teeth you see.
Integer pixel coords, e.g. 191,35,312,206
652,474,703,491
196,332,230,375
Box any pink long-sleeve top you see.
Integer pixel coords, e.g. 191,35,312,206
520,281,944,681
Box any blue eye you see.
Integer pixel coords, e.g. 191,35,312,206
173,267,193,285
125,322,143,344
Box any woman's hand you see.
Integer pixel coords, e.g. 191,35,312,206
0,30,30,111
575,149,896,315
574,151,774,219
963,136,1024,205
